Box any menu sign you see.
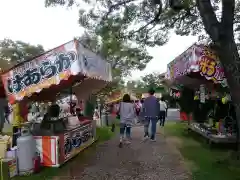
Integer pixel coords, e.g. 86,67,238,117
64,122,93,161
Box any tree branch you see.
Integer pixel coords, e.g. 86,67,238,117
103,0,137,20
130,4,163,34
196,0,220,42
132,20,156,34
221,0,235,40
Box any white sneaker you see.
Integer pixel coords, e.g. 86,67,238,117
125,140,131,144
119,138,123,148
143,136,149,141
150,138,156,142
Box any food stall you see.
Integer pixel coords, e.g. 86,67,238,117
165,43,236,145
1,39,112,168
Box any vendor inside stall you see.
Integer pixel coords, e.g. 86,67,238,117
0,39,113,169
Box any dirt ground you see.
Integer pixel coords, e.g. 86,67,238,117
52,126,191,180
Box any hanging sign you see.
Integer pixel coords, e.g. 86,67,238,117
166,44,228,87
197,46,226,86
77,43,112,82
1,40,80,104
166,45,196,79
199,84,205,103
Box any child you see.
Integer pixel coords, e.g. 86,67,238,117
118,94,136,147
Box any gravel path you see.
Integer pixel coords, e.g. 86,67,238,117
54,126,190,180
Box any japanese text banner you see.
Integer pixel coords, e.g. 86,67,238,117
166,44,227,87
1,40,81,104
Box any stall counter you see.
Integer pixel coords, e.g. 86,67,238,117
189,123,236,145
34,120,96,167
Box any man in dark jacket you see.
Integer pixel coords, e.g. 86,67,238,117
142,88,160,141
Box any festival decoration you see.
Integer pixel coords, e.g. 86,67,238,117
1,40,112,104
166,44,228,87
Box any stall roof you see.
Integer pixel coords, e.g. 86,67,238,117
1,39,112,104
166,43,227,88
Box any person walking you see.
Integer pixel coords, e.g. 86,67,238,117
118,94,136,147
142,88,160,141
159,97,167,127
135,100,141,123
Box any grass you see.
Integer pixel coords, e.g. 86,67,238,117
164,122,240,180
96,126,116,142
13,126,117,180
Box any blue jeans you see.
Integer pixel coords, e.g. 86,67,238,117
144,117,157,139
120,123,131,138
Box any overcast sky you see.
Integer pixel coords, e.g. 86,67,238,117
0,0,197,80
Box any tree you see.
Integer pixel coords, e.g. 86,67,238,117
126,80,137,91
0,39,44,63
77,29,152,97
0,39,44,72
79,29,152,76
77,30,151,115
45,0,240,152
126,72,167,96
126,80,146,98
141,72,164,89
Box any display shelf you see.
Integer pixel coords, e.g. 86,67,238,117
189,123,236,144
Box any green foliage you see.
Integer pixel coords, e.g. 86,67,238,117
141,72,164,89
164,122,240,180
77,28,152,97
0,38,44,63
96,126,116,142
44,0,240,49
97,80,125,98
44,0,240,107
126,72,167,94
78,30,152,77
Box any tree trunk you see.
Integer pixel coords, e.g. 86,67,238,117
217,40,240,153
196,0,238,154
